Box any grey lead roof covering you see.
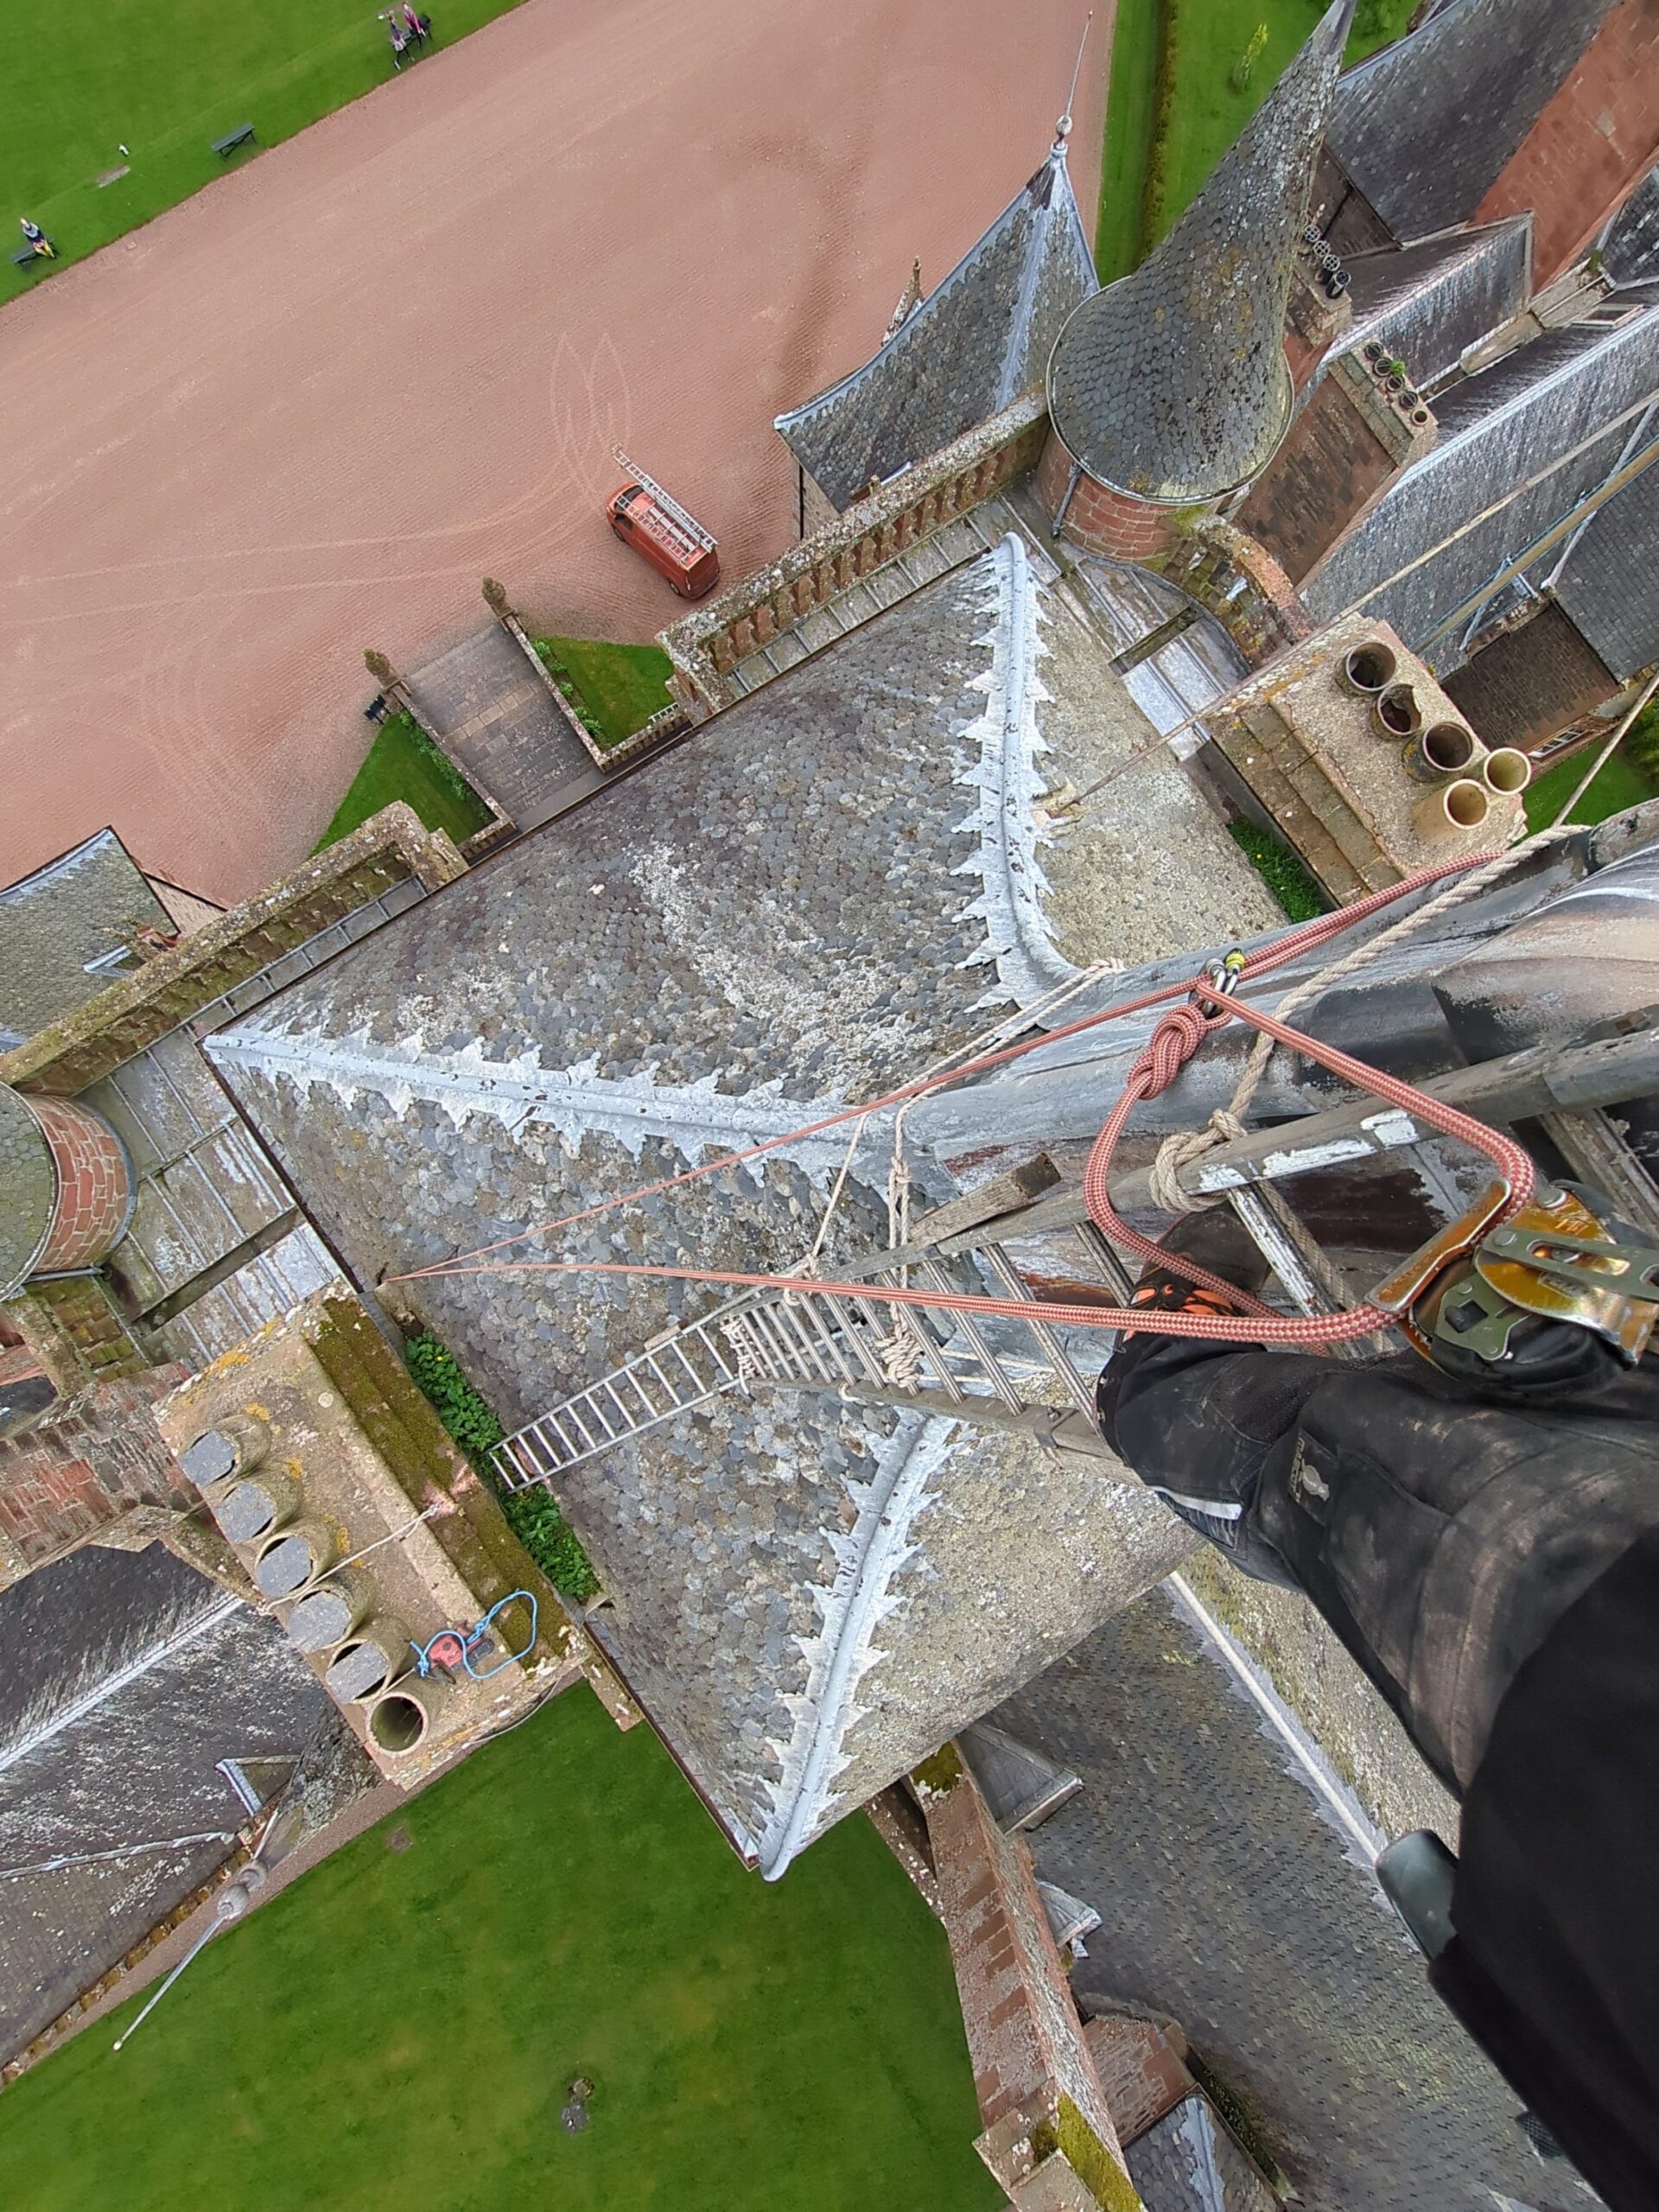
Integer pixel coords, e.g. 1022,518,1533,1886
0,1085,54,1300
0,829,171,1048
207,547,1193,1874
1046,0,1354,503
1303,291,1659,660
774,139,1096,512
1338,218,1531,391
1601,161,1659,290
1326,0,1616,245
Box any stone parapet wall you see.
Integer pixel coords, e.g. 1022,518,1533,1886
0,805,466,1097
918,1750,1138,2211
660,391,1049,717
0,1368,190,1590
7,1274,149,1393
1153,515,1314,667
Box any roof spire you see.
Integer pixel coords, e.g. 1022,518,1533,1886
1046,0,1356,505
1055,11,1092,149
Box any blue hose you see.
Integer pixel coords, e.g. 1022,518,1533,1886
410,1590,537,1681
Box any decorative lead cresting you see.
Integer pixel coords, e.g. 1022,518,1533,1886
1046,0,1357,505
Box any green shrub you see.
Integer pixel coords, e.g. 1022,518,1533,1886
1229,22,1268,91
1227,818,1331,922
404,1332,598,1600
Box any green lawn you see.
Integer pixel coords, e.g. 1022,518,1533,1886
1096,0,1417,276
0,0,528,300
315,711,493,852
1523,740,1659,832
538,637,676,748
0,1689,995,2212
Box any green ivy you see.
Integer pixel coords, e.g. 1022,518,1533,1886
1227,818,1331,923
404,1333,598,1601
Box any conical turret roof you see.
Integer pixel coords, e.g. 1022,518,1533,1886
775,132,1097,513
1047,0,1355,505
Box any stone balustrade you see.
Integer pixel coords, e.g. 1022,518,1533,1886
660,391,1050,718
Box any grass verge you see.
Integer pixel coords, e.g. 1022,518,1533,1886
0,1690,997,2212
312,712,493,853
1228,817,1332,921
1522,725,1659,832
1,0,530,302
1096,0,1417,272
404,1332,598,1601
536,637,675,749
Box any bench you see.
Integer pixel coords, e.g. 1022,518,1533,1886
10,247,47,271
213,123,257,158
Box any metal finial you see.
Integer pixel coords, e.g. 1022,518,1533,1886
1057,10,1092,143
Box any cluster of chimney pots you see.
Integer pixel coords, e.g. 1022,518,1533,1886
1338,639,1530,843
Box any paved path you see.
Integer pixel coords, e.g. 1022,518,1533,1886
0,0,1104,904
992,1593,1566,2212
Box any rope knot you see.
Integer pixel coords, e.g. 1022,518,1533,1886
1135,1001,1230,1099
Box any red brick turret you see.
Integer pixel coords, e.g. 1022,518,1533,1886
26,1096,134,1273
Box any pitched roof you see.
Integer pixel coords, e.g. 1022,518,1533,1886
0,1543,327,2062
1600,160,1659,291
207,543,1207,1874
774,137,1096,512
1338,218,1531,392
0,830,172,1049
1302,292,1659,658
1554,453,1659,683
1046,0,1355,503
1326,0,1617,245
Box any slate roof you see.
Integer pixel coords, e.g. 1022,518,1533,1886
0,829,172,1049
1046,0,1354,503
1554,454,1659,682
0,1542,327,2061
1601,160,1659,290
207,543,1195,1876
1325,0,1616,245
1302,290,1659,662
774,137,1096,512
0,1086,54,1302
1337,218,1531,392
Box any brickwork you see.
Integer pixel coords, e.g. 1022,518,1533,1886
921,1758,1133,2208
0,806,465,1097
1152,516,1313,666
0,1369,190,1589
1283,255,1354,391
1038,429,1189,564
1445,600,1622,753
660,391,1049,717
26,1096,133,1273
1236,349,1436,587
1475,0,1659,290
1081,2018,1191,2147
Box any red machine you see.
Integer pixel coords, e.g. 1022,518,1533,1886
607,447,720,600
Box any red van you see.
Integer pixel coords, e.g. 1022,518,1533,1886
607,450,720,600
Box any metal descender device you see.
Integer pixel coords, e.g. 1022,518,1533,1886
1373,1180,1659,1376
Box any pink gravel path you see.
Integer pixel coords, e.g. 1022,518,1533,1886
0,0,1103,903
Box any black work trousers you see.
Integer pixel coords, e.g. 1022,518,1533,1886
1097,1326,1659,2209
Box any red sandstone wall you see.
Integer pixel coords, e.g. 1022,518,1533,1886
1475,0,1659,289
0,1370,190,1586
27,1097,133,1273
1037,432,1185,563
